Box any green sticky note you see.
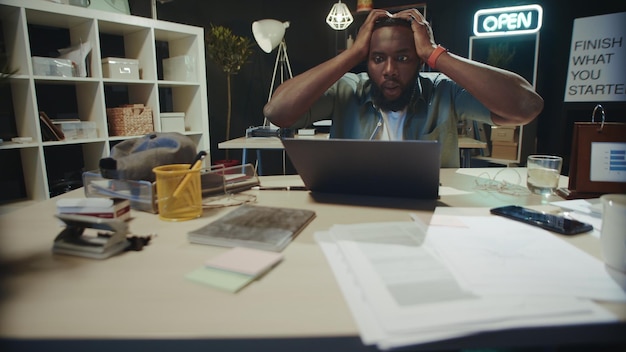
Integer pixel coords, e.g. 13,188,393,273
185,267,254,293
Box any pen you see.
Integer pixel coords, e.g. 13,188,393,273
172,151,207,198
251,186,308,191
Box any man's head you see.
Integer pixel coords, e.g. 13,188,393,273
368,17,421,111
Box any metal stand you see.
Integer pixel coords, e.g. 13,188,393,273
264,40,293,127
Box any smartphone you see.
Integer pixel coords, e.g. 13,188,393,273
489,205,594,235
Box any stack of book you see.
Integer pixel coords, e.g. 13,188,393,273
56,198,131,220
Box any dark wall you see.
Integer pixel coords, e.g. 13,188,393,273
130,0,626,173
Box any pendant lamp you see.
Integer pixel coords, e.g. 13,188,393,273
326,1,353,30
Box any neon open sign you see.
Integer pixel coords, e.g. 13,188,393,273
473,5,543,37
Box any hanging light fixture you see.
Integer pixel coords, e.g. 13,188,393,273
326,0,353,30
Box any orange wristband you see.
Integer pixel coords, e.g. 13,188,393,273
427,45,447,69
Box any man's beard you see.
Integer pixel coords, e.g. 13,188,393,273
370,77,417,112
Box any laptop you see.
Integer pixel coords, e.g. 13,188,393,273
282,138,441,199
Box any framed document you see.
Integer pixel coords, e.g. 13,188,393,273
560,106,626,199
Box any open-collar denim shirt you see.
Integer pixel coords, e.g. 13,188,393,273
289,72,494,168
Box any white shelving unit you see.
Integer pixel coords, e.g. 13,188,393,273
0,0,210,203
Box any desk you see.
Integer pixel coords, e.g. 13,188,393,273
218,133,330,175
0,168,624,352
219,135,487,173
459,136,487,168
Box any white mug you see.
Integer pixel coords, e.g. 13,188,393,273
600,194,626,273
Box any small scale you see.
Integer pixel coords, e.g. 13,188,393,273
53,213,130,259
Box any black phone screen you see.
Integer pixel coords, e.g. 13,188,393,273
489,205,594,235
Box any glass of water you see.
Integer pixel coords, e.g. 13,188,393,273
526,155,563,195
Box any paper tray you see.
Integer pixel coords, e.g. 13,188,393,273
83,171,158,213
83,164,259,213
201,163,260,198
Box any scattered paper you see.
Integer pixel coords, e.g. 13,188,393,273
315,208,622,349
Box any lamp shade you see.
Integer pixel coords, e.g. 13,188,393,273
326,1,353,30
252,19,290,53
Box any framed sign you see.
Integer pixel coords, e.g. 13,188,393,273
564,12,626,102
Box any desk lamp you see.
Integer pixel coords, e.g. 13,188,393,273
151,0,175,19
252,19,293,129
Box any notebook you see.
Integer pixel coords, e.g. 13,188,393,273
282,138,441,199
188,204,316,252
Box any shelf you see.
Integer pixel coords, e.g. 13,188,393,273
0,0,210,203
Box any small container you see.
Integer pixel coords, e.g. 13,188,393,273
53,121,97,139
102,57,139,79
163,55,196,82
32,56,74,77
153,164,202,221
106,104,154,136
490,126,518,142
160,112,186,133
82,170,157,213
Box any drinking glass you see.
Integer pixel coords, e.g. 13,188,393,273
526,155,562,195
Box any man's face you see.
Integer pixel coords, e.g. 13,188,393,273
367,25,420,111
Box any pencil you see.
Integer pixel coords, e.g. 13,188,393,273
172,151,206,199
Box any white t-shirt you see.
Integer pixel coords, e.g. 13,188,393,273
377,108,407,141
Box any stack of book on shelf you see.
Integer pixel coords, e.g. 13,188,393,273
39,111,65,141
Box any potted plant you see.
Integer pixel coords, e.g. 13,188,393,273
206,24,253,166
1,45,16,84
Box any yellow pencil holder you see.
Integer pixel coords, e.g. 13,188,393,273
153,164,202,221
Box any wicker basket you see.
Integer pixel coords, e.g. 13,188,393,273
107,104,154,136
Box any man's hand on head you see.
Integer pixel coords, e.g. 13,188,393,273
351,10,391,60
393,9,437,62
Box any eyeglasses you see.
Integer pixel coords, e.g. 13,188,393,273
473,168,531,196
202,193,257,209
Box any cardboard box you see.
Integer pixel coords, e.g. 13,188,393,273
32,56,74,77
102,57,139,79
491,141,518,160
160,112,186,133
163,55,196,82
490,126,518,142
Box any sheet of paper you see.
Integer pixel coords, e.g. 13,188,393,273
327,222,611,331
425,213,626,301
315,223,617,350
550,198,603,237
551,199,602,216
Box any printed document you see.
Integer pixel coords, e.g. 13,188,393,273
315,210,622,350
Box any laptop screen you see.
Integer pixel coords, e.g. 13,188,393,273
282,138,440,199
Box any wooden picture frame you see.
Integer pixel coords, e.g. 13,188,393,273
560,120,626,199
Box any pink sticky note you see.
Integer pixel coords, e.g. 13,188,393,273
205,247,283,276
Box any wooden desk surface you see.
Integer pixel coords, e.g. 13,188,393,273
218,133,329,150
0,168,623,349
218,135,486,150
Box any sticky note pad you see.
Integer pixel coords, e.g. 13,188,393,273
185,267,254,293
205,247,283,276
